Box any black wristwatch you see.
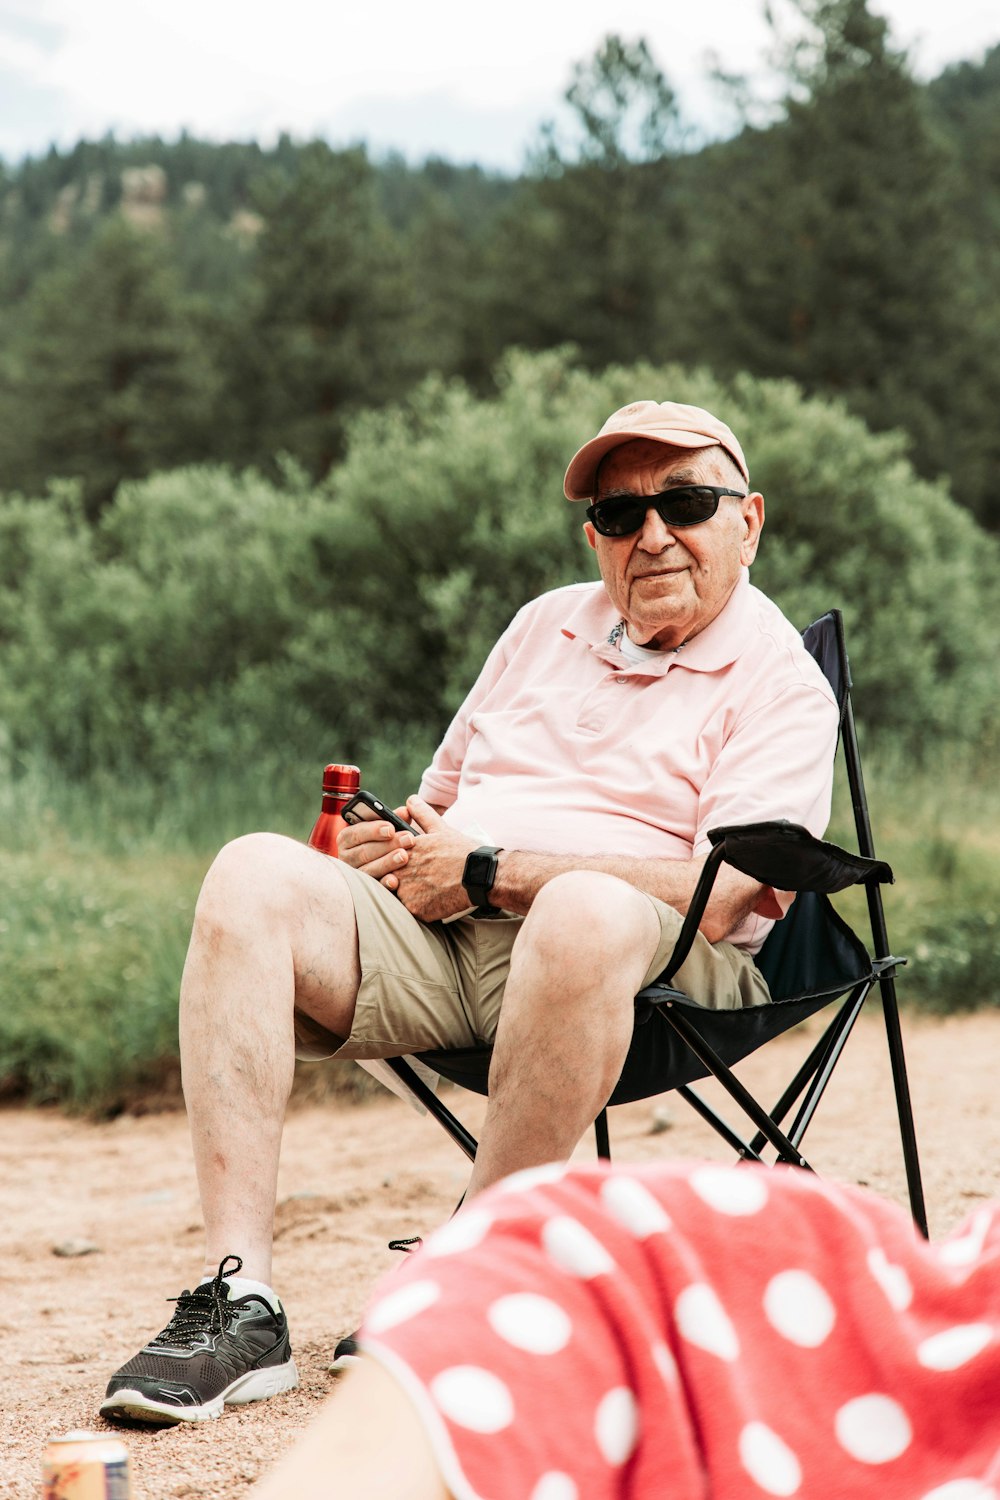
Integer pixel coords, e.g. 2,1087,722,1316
462,845,504,913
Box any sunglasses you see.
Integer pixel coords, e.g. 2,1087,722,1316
586,486,747,538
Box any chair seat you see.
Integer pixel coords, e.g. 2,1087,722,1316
419,890,875,1104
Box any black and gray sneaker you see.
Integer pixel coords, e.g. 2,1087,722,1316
330,1329,361,1369
330,1236,422,1372
101,1255,298,1425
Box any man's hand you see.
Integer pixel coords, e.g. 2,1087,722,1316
391,797,480,922
337,796,477,922
336,808,418,884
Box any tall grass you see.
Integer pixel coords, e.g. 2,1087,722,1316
1,742,996,1114
0,738,434,1114
827,744,1000,1012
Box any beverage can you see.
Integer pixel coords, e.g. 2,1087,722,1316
42,1431,131,1500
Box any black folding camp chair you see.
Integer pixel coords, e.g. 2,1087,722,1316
382,609,929,1237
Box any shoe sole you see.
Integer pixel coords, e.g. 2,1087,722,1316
100,1358,299,1425
328,1348,361,1373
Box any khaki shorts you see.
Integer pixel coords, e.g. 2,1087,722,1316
293,859,771,1062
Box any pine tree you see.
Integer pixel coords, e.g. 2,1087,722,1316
0,217,220,514
699,0,995,516
483,36,697,370
239,144,414,478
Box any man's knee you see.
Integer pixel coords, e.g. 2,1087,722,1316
521,871,659,963
194,831,350,940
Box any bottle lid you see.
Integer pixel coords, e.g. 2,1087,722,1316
322,763,361,796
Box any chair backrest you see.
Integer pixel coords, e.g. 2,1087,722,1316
747,608,878,1003
802,611,849,718
754,887,868,1002
801,609,885,877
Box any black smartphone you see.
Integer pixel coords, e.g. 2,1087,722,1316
340,790,420,835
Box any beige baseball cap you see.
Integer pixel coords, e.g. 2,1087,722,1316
563,399,749,499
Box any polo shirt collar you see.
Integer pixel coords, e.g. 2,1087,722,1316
561,568,754,674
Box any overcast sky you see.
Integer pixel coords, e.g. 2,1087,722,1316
1,0,997,171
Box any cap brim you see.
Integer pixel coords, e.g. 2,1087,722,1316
563,430,723,501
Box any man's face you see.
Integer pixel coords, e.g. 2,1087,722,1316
584,439,764,650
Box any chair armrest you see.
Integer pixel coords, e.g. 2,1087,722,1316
706,820,893,893
648,820,892,989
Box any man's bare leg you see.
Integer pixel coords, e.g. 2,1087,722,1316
178,833,362,1284
180,853,659,1273
465,871,661,1200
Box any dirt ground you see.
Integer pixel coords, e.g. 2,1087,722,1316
2,1010,998,1499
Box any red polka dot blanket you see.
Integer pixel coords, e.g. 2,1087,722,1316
359,1160,1000,1500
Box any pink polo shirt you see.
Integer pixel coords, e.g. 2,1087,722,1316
419,570,839,951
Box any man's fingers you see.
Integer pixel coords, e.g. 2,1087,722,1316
405,795,440,832
356,848,411,880
337,824,413,880
355,852,410,882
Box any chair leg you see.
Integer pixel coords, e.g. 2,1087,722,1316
677,1084,766,1162
878,969,929,1237
383,1057,478,1162
746,991,865,1157
774,986,870,1154
594,1109,611,1161
657,1003,813,1169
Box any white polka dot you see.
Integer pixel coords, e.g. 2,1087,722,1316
423,1208,493,1257
430,1365,514,1433
651,1340,678,1385
921,1483,998,1500
937,1210,992,1269
600,1175,672,1238
917,1323,993,1371
867,1247,913,1311
530,1474,578,1500
488,1293,572,1354
835,1394,912,1463
594,1387,639,1466
739,1422,803,1497
497,1162,571,1194
690,1165,769,1215
365,1279,441,1334
542,1216,616,1279
675,1283,740,1361
763,1270,836,1347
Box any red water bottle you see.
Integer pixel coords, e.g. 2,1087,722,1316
308,763,360,856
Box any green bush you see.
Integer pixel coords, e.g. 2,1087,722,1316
825,744,1000,1013
1,351,997,785
0,846,200,1111
905,911,999,1012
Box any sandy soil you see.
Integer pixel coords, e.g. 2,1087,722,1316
2,1010,998,1499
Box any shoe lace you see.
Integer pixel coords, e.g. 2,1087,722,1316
387,1237,422,1254
153,1254,243,1347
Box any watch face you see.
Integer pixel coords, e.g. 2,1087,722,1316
463,848,499,909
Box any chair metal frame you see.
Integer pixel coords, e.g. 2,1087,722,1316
382,609,929,1237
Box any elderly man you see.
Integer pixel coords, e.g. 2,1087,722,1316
102,400,839,1426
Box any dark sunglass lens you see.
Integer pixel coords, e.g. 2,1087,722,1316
659,488,717,526
595,499,646,535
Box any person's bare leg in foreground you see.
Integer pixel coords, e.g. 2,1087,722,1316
249,1359,450,1500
